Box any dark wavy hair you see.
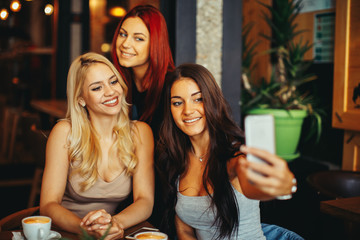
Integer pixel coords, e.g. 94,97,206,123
111,5,175,123
157,63,245,239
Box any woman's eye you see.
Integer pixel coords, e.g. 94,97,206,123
172,101,182,106
111,79,119,85
195,97,203,102
91,86,101,91
119,32,127,38
135,37,144,41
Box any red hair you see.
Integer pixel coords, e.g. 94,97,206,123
111,5,175,122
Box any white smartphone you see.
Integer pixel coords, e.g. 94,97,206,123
244,114,276,164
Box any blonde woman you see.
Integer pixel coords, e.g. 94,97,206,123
40,52,154,239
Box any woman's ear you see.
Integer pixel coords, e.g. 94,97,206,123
78,98,86,107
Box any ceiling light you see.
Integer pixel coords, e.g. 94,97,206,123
44,4,54,15
0,8,9,20
10,0,21,12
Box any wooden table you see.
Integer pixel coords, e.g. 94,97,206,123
0,221,156,239
320,196,360,223
30,99,67,119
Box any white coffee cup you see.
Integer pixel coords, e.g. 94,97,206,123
134,231,168,240
22,216,51,240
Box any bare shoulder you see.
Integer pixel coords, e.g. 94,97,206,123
227,154,246,179
131,120,154,142
49,120,71,139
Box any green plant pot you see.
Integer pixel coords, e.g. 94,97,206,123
246,108,308,161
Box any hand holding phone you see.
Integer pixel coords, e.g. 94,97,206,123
244,114,276,164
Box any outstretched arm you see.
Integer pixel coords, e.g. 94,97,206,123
234,145,296,201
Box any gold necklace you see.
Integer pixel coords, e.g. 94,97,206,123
191,147,208,162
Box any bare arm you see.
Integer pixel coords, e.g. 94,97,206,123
39,121,83,234
82,121,155,239
175,214,197,240
112,121,155,227
233,145,295,201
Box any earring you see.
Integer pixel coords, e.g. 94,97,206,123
78,100,86,108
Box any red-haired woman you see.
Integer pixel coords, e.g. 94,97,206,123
111,5,175,139
111,4,175,228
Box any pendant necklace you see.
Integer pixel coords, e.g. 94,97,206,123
191,147,208,162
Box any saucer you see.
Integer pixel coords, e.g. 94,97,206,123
12,230,61,240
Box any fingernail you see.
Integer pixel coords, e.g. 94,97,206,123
106,219,111,223
240,145,246,152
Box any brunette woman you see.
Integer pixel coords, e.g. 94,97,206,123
157,63,302,239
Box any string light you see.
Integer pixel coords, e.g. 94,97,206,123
10,0,21,12
0,8,9,20
44,4,54,15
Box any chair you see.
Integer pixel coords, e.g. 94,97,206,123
307,170,360,239
0,126,48,209
0,206,39,232
26,127,49,208
306,170,360,199
1,107,40,163
1,107,21,162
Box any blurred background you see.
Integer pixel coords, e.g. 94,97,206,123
0,0,359,239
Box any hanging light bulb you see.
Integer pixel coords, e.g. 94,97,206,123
0,8,9,20
44,4,54,15
10,0,21,12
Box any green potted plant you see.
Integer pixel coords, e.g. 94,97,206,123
241,0,322,161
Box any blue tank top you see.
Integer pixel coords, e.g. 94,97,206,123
175,180,265,240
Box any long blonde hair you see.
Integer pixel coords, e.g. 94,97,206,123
66,52,137,191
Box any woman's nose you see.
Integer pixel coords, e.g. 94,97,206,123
183,102,194,115
121,36,131,48
104,85,115,96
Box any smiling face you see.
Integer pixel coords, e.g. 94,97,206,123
80,63,123,118
170,77,208,139
115,17,150,71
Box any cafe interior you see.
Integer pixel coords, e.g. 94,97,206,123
0,0,359,239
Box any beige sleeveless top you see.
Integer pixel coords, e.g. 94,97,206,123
61,166,132,218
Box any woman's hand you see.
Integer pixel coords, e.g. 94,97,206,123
80,209,124,239
238,145,296,199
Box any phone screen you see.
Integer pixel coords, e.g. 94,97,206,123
244,114,275,164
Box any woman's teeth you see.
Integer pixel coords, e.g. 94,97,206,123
122,52,135,56
104,98,117,104
184,117,200,123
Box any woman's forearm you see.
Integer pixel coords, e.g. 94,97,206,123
40,202,82,234
112,197,153,229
